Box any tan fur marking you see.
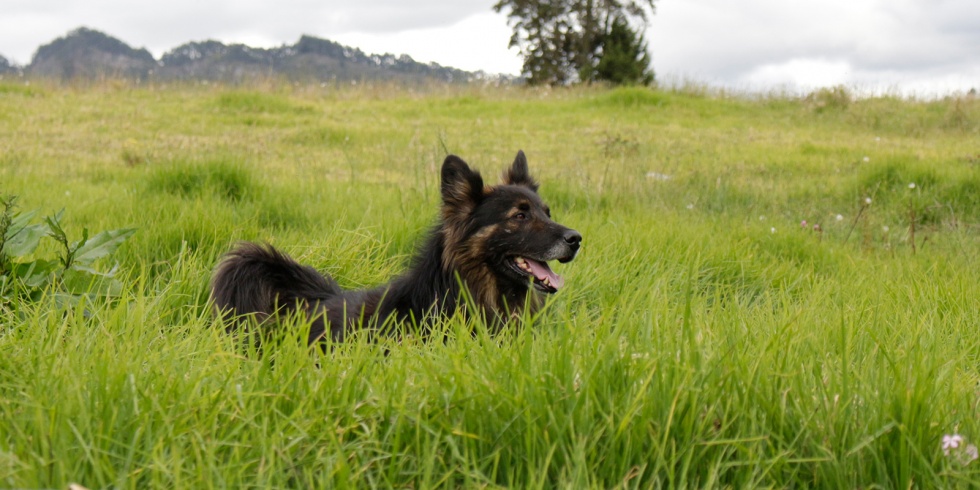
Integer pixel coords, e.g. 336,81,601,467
506,202,531,219
440,222,518,321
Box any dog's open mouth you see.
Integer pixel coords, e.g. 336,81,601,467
513,256,564,293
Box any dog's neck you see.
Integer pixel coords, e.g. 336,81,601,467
384,227,537,329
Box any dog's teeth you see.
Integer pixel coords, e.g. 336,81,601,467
516,257,532,272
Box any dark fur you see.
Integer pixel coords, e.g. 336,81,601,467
211,151,581,343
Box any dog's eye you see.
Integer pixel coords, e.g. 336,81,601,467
514,212,527,221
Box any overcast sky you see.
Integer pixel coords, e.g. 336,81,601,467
2,0,978,95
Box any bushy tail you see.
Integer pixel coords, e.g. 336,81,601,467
210,242,341,325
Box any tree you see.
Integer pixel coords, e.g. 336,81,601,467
593,15,653,85
494,0,655,86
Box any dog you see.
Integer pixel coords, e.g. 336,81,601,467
210,151,581,343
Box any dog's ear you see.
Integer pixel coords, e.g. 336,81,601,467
441,155,485,212
503,150,539,191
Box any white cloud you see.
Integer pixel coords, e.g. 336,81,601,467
333,11,521,74
648,0,980,94
741,59,852,90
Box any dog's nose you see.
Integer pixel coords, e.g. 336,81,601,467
558,229,582,263
563,230,582,246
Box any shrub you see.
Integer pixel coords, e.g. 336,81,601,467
0,195,135,310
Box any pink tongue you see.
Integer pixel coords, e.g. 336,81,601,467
524,258,564,289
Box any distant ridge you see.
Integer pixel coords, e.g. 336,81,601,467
0,54,20,75
29,28,157,80
1,27,505,84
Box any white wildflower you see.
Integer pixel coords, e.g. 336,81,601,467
944,434,965,455
944,434,979,465
967,445,979,463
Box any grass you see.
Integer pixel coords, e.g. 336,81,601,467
1,79,979,488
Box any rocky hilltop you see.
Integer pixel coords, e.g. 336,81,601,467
2,27,495,84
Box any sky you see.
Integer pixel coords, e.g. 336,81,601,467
1,0,978,96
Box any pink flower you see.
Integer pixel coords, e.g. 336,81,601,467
942,434,978,464
943,434,964,455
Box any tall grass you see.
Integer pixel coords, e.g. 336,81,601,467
1,80,979,488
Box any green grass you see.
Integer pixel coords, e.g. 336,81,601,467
1,80,980,488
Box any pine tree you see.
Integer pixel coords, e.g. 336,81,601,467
593,16,653,85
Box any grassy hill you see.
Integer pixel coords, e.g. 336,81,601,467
1,80,979,488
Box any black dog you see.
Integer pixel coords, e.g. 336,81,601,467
211,151,581,343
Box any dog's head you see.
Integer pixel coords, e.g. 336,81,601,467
440,151,581,296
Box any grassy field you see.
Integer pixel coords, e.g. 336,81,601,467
1,79,979,488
